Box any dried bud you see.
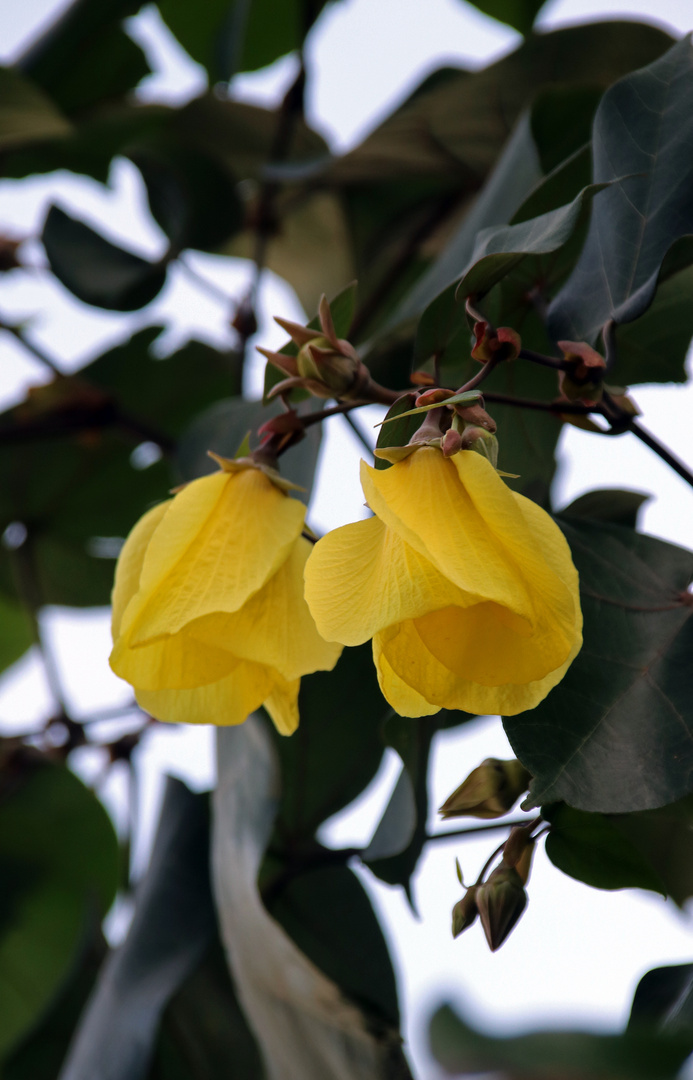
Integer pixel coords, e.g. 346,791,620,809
453,402,497,433
557,340,606,402
502,827,535,884
476,865,527,951
452,886,479,938
471,322,521,363
439,758,531,820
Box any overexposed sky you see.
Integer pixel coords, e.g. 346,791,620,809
2,2,693,1077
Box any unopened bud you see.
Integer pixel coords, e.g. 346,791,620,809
471,322,521,363
476,866,527,951
441,428,463,457
460,426,499,469
557,340,606,401
453,402,497,433
439,758,531,820
452,886,479,938
295,337,360,397
502,827,535,884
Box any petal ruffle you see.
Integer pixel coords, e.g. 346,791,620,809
135,659,276,726
304,514,473,646
124,468,305,644
111,499,170,639
264,676,300,735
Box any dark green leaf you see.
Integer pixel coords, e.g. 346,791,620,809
549,37,693,344
374,394,419,472
17,0,148,114
265,862,400,1028
0,594,34,676
151,939,263,1080
456,0,548,36
543,803,666,894
0,67,71,151
60,779,217,1080
529,85,602,176
0,751,118,1062
612,796,693,907
429,1003,692,1079
560,488,650,529
42,207,168,312
176,397,322,501
505,519,693,812
131,146,243,252
630,963,693,1038
270,643,389,840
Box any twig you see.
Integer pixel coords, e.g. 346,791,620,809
178,255,235,308
458,354,502,393
0,320,62,375
628,419,693,491
519,347,568,371
424,816,536,843
342,408,375,456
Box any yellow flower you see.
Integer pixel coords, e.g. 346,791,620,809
304,447,582,717
110,458,342,734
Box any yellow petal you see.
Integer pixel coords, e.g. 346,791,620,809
189,536,342,680
135,659,276,726
124,467,305,644
264,676,300,735
372,635,440,718
304,515,474,646
360,450,534,620
111,500,170,638
110,623,240,690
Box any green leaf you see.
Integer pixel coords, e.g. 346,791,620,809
213,720,409,1077
429,1003,692,1079
374,394,420,472
60,778,218,1080
630,963,693,1039
176,397,322,501
543,803,666,895
0,67,71,151
560,488,650,529
0,751,118,1062
16,0,148,114
549,36,693,344
0,594,34,676
42,206,168,312
456,0,548,37
270,642,389,840
131,145,243,252
505,519,693,813
612,796,693,907
152,940,263,1079
265,862,400,1028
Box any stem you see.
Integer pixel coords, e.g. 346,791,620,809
519,347,568,371
602,319,617,373
1,321,61,374
342,408,374,456
179,256,235,308
481,391,595,415
474,839,508,886
629,419,693,490
458,354,501,393
425,817,535,843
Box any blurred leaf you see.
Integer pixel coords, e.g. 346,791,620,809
0,751,118,1063
549,37,693,344
150,939,263,1080
0,594,34,676
176,397,322,501
213,720,410,1078
560,488,650,529
60,778,217,1080
429,1003,692,1079
374,394,419,472
265,862,400,1029
4,929,106,1080
42,206,168,311
630,963,693,1038
543,803,666,894
361,767,417,864
131,145,243,252
16,0,148,114
0,67,71,151
506,519,693,813
457,0,547,36
270,642,389,840
612,796,693,907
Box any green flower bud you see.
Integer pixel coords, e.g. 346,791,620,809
452,886,479,938
476,865,527,952
439,758,531,820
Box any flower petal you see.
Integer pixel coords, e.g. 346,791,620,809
304,514,473,646
110,622,239,690
360,450,535,620
125,467,305,644
264,676,300,735
111,499,170,639
135,659,276,726
190,537,342,679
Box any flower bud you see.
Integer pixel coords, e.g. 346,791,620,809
502,827,535,884
557,340,606,402
459,426,499,469
452,886,479,938
439,758,531,820
476,865,527,951
471,322,521,363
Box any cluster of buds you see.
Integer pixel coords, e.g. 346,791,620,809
400,389,500,465
443,757,537,952
258,295,381,403
471,320,521,364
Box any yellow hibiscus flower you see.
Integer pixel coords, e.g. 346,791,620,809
110,457,342,734
304,446,582,718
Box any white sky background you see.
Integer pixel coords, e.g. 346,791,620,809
2,1,693,1076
